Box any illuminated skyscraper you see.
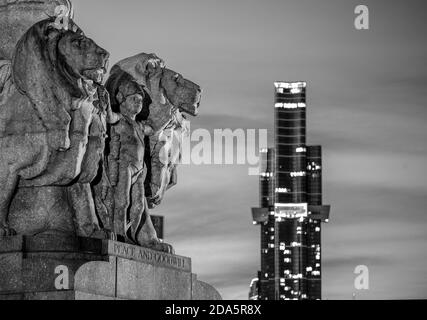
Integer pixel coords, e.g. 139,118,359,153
251,149,275,299
249,82,330,300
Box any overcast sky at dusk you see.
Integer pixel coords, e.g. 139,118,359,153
73,0,427,299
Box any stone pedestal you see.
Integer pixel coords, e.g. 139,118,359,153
0,234,221,300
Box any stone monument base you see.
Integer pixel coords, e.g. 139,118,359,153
0,234,221,300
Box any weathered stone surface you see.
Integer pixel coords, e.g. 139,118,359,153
116,258,192,300
0,290,115,300
88,53,202,254
0,255,104,293
1,4,202,262
24,233,104,253
0,235,23,253
21,254,95,292
0,16,109,237
106,54,201,210
0,0,71,59
75,291,122,300
192,275,222,300
0,234,104,254
97,54,174,251
105,241,191,272
0,293,24,300
22,291,75,300
0,235,104,293
9,187,75,236
0,235,221,300
74,256,117,298
0,252,22,293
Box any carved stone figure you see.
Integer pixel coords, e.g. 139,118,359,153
95,55,174,252
92,54,201,252
68,85,120,238
0,1,223,302
108,53,202,209
144,69,201,208
0,14,201,252
0,17,109,236
107,79,156,244
145,108,190,209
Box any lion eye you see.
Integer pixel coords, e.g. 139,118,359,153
72,38,84,47
72,37,87,47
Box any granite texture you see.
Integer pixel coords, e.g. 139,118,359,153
116,257,192,300
0,0,71,59
74,257,117,298
0,16,109,237
192,275,222,300
0,235,221,300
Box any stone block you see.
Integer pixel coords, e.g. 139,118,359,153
23,233,104,254
0,293,24,300
74,256,116,298
0,252,23,293
75,291,120,300
116,257,192,300
0,235,23,253
23,291,75,300
104,240,191,272
192,276,222,300
9,187,76,236
21,254,88,292
0,235,221,300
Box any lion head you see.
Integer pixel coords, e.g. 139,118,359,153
143,68,200,207
108,53,201,117
160,68,202,117
11,17,109,149
105,54,201,208
56,30,109,85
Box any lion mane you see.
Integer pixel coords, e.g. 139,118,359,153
0,16,108,184
11,18,88,142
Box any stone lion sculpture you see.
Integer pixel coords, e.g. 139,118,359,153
110,54,201,208
145,110,190,209
0,18,109,236
93,53,201,253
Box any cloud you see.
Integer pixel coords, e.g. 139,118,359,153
71,0,427,300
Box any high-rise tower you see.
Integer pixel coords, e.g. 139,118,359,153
249,82,330,300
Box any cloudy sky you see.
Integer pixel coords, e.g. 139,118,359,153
73,0,427,299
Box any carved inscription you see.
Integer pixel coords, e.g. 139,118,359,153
108,241,191,272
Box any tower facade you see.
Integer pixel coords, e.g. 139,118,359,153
258,148,275,299
249,82,330,300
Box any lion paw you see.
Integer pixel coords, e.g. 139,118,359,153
90,229,116,241
0,226,17,237
139,239,175,254
153,242,175,255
